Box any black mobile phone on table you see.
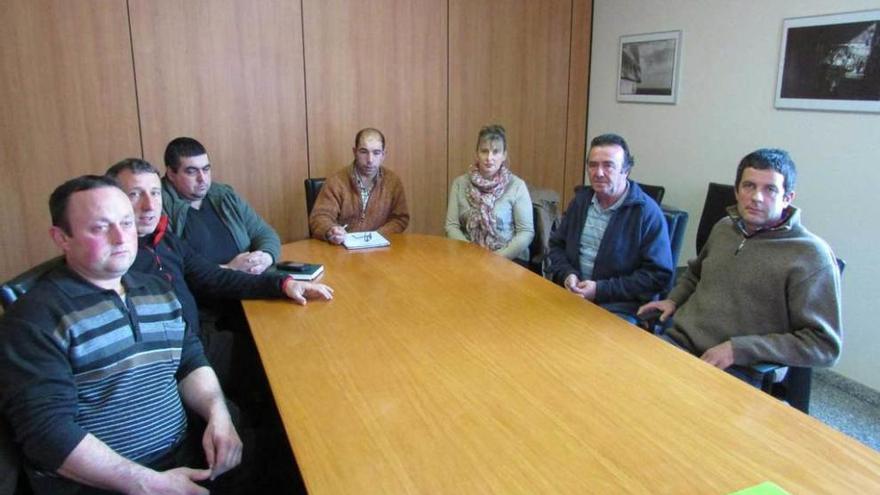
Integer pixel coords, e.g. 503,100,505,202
276,261,307,272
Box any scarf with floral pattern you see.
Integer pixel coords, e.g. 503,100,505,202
465,161,511,251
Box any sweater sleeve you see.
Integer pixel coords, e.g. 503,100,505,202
376,173,409,235
496,180,535,260
667,257,701,306
730,260,843,367
594,206,674,304
177,235,285,300
177,320,210,380
0,316,87,471
309,175,346,240
231,192,281,262
546,195,582,285
445,176,470,241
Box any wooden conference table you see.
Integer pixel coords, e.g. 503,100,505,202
243,234,880,494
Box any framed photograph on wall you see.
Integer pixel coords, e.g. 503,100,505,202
617,30,683,104
775,10,880,113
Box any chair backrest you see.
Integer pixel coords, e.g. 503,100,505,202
1,256,65,310
696,182,736,254
526,187,561,275
637,183,665,206
662,206,689,273
0,256,62,491
304,178,326,217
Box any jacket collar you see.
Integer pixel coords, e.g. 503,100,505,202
577,179,646,208
727,204,800,237
138,215,169,249
348,162,384,189
152,215,169,247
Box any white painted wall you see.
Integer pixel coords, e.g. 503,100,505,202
588,0,880,390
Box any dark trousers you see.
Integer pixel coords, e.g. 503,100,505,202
24,398,305,495
659,333,763,388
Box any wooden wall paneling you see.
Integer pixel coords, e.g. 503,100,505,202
0,0,141,280
562,0,592,207
302,0,448,235
129,0,310,242
448,0,572,196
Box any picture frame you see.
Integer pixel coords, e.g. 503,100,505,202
617,30,683,104
775,10,880,113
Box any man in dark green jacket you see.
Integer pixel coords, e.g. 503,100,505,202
162,136,281,275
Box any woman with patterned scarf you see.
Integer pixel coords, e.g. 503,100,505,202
445,125,535,261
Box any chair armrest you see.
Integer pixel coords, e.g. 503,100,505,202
636,308,669,334
750,362,789,393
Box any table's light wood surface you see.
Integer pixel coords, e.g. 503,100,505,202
243,234,880,494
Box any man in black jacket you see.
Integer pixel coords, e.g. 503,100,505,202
107,158,329,492
106,159,333,385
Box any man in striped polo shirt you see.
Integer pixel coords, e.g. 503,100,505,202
547,133,674,323
0,176,240,494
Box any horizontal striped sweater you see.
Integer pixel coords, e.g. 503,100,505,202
0,265,208,474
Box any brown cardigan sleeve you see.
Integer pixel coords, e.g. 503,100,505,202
376,170,409,235
308,172,348,240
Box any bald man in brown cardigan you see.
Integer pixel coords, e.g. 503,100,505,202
309,128,409,244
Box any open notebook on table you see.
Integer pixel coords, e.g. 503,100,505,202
343,231,390,250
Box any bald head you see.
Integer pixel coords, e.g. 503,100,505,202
352,128,387,179
354,128,386,150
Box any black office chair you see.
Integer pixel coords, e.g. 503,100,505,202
662,206,688,279
672,182,736,283
0,257,63,495
636,206,687,333
304,178,326,236
632,183,682,289
637,183,665,206
695,182,736,254
304,177,326,217
1,256,65,310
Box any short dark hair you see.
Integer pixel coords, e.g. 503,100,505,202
354,128,386,150
164,137,208,172
105,158,160,179
735,148,797,194
589,133,634,171
49,175,121,235
476,124,507,151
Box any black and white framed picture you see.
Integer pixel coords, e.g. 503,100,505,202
775,10,880,113
617,30,682,104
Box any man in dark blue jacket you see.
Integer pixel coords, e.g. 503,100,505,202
547,134,673,322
